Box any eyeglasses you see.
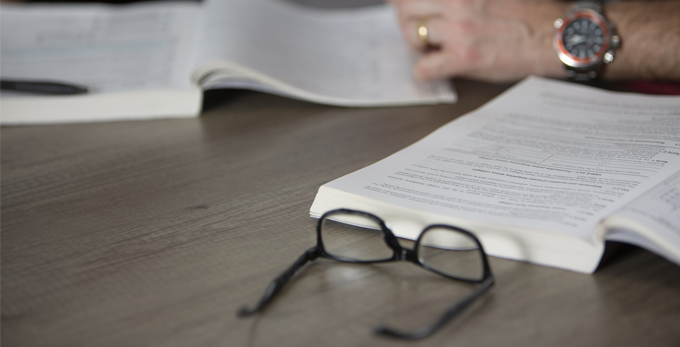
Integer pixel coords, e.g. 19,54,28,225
237,208,494,340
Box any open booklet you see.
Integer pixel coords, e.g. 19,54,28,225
0,0,454,125
310,76,680,273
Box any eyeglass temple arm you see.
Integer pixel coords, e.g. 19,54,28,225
237,246,320,317
375,276,495,340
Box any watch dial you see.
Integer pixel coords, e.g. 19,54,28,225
562,17,606,61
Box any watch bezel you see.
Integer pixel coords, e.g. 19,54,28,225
554,9,612,69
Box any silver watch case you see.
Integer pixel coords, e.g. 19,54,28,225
553,8,620,70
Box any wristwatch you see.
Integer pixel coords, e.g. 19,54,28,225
553,1,620,80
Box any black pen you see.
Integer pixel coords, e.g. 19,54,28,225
1,79,88,95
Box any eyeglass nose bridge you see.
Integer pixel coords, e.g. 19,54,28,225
396,248,419,262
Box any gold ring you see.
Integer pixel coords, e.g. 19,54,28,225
417,19,429,45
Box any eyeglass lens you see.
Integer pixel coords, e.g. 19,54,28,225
418,227,484,281
320,214,394,261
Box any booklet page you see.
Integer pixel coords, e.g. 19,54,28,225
323,76,680,242
0,2,201,95
605,171,680,265
192,0,454,105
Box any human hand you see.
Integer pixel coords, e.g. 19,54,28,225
389,0,570,82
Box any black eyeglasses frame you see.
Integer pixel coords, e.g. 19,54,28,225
237,208,495,340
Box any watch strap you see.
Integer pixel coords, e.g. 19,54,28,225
572,1,602,13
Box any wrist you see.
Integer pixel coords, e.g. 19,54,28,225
588,1,680,81
537,2,571,79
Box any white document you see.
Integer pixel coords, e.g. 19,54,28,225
1,0,455,125
311,76,680,272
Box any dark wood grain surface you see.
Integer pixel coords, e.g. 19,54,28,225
3,80,680,347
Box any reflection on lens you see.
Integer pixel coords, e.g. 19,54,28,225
418,227,483,280
321,213,394,261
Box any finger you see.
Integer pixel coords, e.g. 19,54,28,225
391,0,444,18
414,51,457,80
403,17,447,49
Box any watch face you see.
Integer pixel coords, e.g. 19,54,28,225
554,10,611,68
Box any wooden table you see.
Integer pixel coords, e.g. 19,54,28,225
3,79,680,347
